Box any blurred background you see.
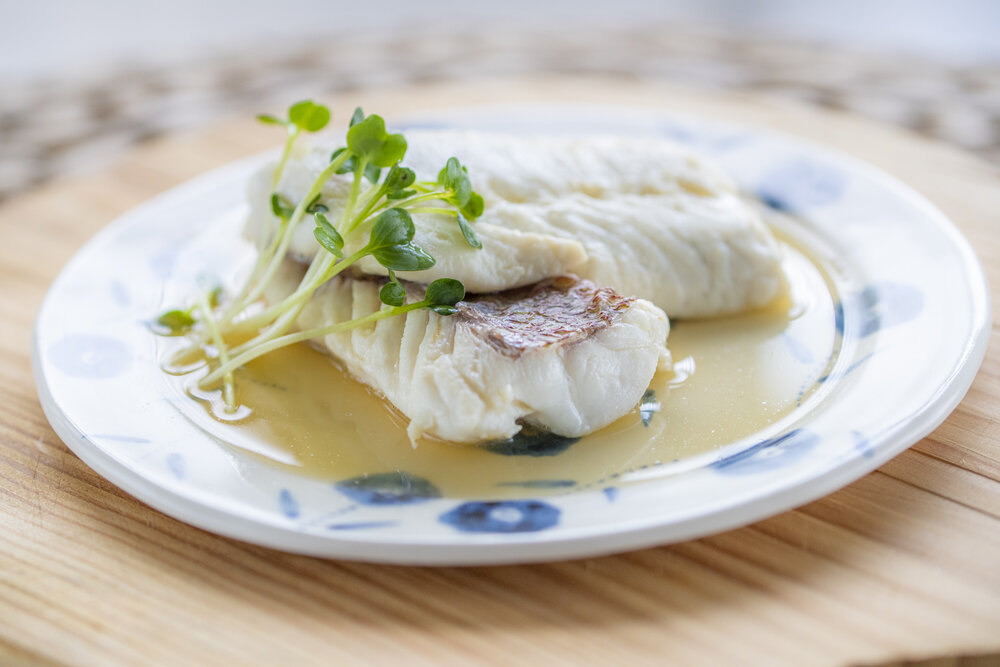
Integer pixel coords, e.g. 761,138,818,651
3,0,1000,201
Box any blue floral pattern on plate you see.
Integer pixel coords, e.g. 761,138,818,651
757,159,846,213
335,472,441,505
712,430,820,475
480,427,579,457
279,489,300,519
440,501,560,533
48,334,131,380
841,282,924,337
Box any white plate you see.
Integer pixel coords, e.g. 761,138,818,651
33,105,991,565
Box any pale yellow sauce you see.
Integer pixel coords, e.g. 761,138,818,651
165,238,836,499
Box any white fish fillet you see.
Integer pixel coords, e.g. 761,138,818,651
490,193,786,318
269,265,671,444
246,130,787,316
245,145,589,294
400,131,740,203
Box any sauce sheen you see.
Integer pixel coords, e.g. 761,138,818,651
166,239,835,499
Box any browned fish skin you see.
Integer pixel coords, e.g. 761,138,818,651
458,276,636,357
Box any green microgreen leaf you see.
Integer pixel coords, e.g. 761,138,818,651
384,165,417,199
305,193,327,214
385,165,416,190
362,163,382,184
425,278,465,307
461,191,484,219
346,114,407,167
374,134,407,168
386,189,416,200
350,107,365,127
429,305,457,315
455,212,482,249
367,208,415,249
314,212,342,243
288,100,331,132
256,114,287,126
438,157,462,185
207,286,223,308
313,212,344,258
437,157,473,207
331,147,351,172
379,280,406,307
314,229,344,258
331,147,382,183
157,309,195,333
371,243,436,272
271,193,295,220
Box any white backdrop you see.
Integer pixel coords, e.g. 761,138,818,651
3,0,1000,83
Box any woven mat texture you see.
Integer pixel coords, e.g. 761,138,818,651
3,25,1000,201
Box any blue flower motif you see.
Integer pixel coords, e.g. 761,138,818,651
602,487,619,503
279,489,300,518
166,452,185,479
480,426,579,457
94,434,150,444
842,282,924,338
334,471,440,505
110,280,131,307
757,159,846,213
781,332,814,364
47,334,131,379
711,429,820,474
440,500,560,533
149,244,182,279
660,122,697,144
852,430,875,459
327,521,397,530
818,351,876,384
659,123,750,153
497,480,576,489
834,300,846,337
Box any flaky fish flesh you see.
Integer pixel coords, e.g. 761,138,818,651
247,130,786,317
268,265,670,443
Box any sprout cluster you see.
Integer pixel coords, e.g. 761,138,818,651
158,101,481,412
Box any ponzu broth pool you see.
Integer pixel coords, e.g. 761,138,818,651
166,237,835,499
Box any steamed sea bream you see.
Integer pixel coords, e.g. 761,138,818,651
247,131,787,317
227,122,790,445
265,268,670,443
161,103,791,449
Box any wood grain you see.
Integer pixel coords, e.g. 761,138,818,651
2,78,999,666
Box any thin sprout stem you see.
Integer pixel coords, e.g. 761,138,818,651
353,178,385,215
392,191,450,209
197,291,236,412
224,123,299,320
296,244,333,291
405,207,459,217
285,246,366,313
338,157,368,232
241,150,351,308
224,247,369,357
347,183,388,231
220,218,288,323
227,300,307,359
272,126,300,189
201,300,428,387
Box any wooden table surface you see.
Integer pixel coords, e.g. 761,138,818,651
2,79,998,666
